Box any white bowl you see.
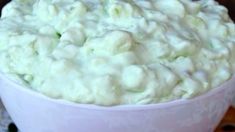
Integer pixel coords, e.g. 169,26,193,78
0,73,234,132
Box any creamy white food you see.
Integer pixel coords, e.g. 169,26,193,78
0,0,235,105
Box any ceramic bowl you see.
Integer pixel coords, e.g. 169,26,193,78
0,73,234,132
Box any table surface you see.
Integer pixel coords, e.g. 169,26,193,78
215,107,235,132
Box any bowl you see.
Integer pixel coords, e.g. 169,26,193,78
0,73,234,132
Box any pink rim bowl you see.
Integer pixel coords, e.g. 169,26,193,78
0,73,235,132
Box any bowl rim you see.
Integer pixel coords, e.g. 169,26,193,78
0,72,234,111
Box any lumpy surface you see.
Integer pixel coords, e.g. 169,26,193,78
0,0,235,105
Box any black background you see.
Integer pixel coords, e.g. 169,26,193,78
0,0,10,16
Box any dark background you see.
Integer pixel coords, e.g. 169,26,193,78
0,0,10,15
0,0,235,21
1,0,234,21
218,0,235,21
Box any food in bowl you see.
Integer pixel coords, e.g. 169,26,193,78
0,0,235,106
1,0,235,132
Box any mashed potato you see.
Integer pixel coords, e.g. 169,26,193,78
0,0,235,105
